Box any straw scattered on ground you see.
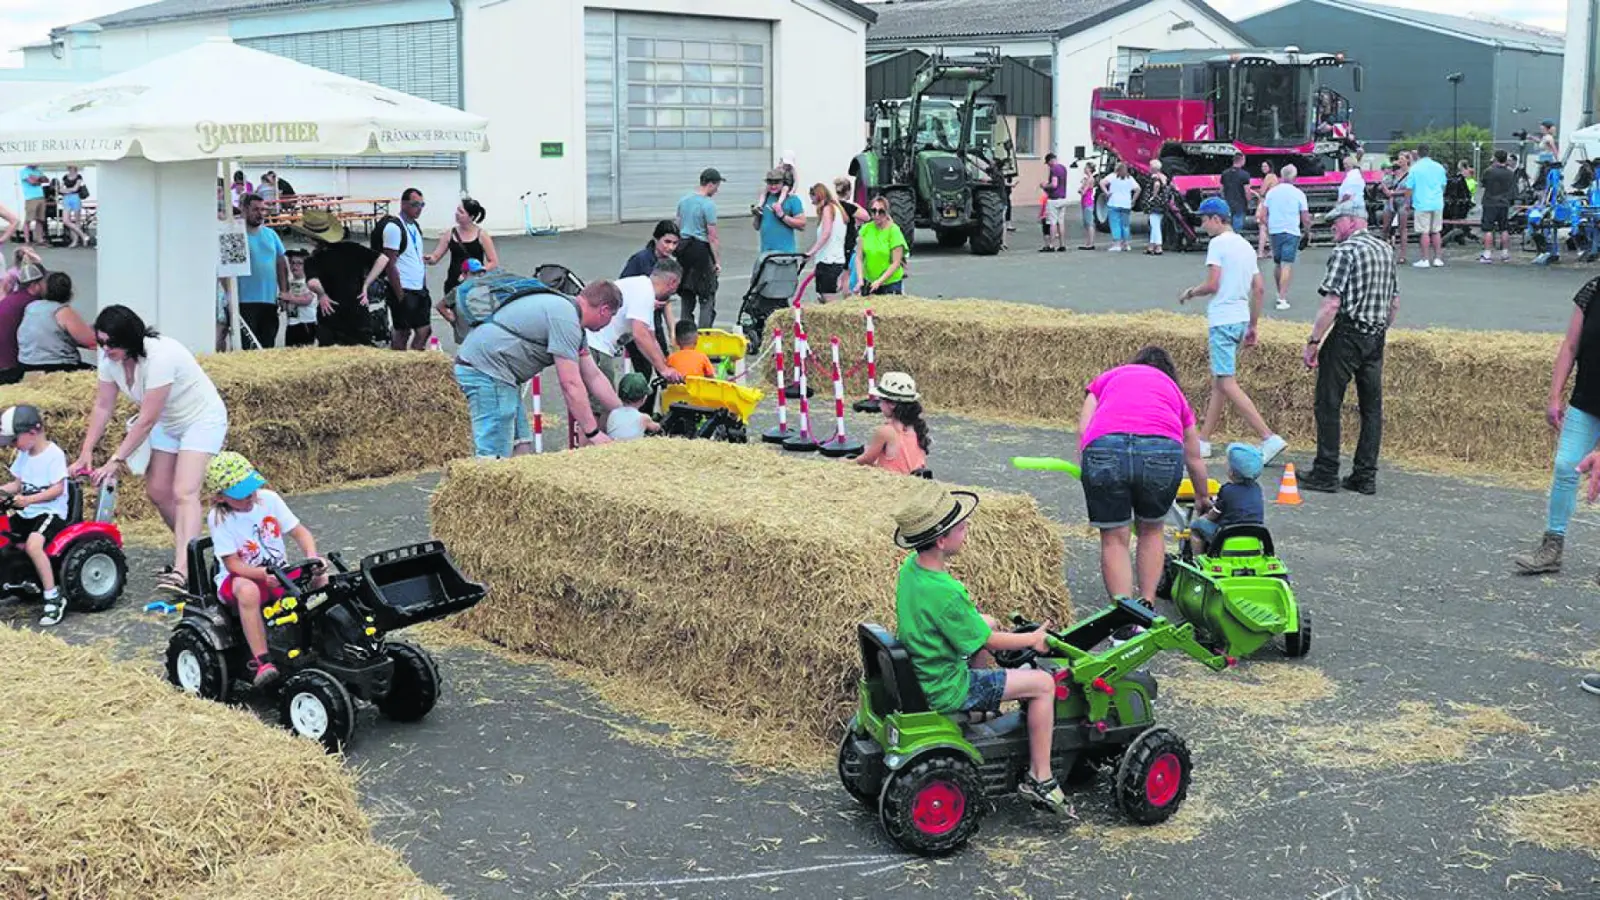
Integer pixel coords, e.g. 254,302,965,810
0,625,440,899
1493,783,1600,860
430,442,1071,752
1162,660,1337,717
768,299,1562,481
1282,700,1537,770
0,348,469,523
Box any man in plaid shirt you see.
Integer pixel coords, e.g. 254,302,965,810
1301,198,1399,495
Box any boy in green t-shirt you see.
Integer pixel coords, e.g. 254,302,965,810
892,486,1070,815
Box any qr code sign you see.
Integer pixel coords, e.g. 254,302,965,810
218,231,247,266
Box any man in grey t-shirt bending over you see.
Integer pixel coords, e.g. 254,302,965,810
453,281,625,457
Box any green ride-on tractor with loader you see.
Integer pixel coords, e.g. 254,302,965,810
839,597,1235,855
1011,456,1310,660
849,48,1017,255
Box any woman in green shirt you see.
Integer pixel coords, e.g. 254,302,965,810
854,197,909,295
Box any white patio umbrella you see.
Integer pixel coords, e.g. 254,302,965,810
0,37,489,352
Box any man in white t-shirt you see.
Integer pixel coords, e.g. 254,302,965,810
379,188,432,351
1262,165,1311,311
1179,198,1288,465
0,405,71,626
585,259,685,416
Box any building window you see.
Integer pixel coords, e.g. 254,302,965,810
1113,46,1150,89
1016,55,1053,76
1014,116,1038,157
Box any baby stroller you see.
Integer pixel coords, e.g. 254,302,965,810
737,253,807,350
532,263,585,295
1440,175,1477,246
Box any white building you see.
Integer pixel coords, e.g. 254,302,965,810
7,0,875,233
863,0,1252,165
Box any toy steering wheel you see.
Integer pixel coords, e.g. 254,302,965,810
269,558,327,595
993,620,1045,669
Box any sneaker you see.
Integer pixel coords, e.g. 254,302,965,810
38,597,64,627
1340,475,1376,495
1581,674,1600,696
1412,259,1433,268
1018,774,1073,816
1108,246,1123,253
1275,297,1291,310
1110,625,1145,647
1432,258,1445,268
1500,253,1511,263
247,658,281,689
1478,254,1494,264
1259,434,1288,466
1198,439,1213,459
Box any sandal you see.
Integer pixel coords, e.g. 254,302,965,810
155,566,188,594
1018,774,1074,817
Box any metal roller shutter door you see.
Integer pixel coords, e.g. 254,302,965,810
614,14,772,221
584,10,619,224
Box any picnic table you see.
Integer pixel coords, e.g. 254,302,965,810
265,196,391,236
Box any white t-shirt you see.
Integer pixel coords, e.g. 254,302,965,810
98,335,227,433
605,406,649,441
1339,168,1366,203
382,218,426,291
586,274,656,357
1262,183,1309,236
1203,231,1258,328
1106,176,1139,210
286,276,317,326
208,488,302,590
11,442,69,520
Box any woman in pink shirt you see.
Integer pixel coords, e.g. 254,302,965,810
1079,346,1212,607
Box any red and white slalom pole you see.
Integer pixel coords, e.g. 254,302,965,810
785,296,811,400
531,373,544,454
852,308,881,413
761,328,789,444
821,336,864,458
782,322,818,452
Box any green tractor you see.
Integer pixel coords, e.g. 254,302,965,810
849,48,1017,255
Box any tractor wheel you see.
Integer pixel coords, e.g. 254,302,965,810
1283,608,1312,658
1114,726,1192,825
376,641,441,722
59,537,126,612
884,187,916,248
935,228,968,249
969,190,1006,256
878,754,984,855
837,725,876,808
1158,156,1192,177
166,625,231,703
1094,191,1111,233
279,668,357,753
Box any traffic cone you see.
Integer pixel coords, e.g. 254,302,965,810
1275,463,1304,506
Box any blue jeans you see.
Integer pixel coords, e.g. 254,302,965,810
1109,207,1131,242
1548,405,1600,535
1082,433,1185,528
1232,212,1246,233
454,364,532,458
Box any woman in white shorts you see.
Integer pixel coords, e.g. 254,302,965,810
73,305,229,591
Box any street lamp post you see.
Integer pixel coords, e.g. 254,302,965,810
1447,72,1464,163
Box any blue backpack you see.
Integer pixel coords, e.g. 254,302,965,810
453,272,554,330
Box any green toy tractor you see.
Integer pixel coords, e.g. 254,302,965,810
1011,456,1310,660
839,597,1234,855
849,48,1017,255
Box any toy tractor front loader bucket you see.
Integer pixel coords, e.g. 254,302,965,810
1168,562,1296,658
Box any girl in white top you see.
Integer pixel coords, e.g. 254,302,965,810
804,182,850,303
73,305,230,592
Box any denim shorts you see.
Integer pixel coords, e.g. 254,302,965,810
1190,517,1219,545
1082,204,1095,230
1082,433,1185,528
1270,232,1300,263
1208,322,1248,377
959,668,1008,713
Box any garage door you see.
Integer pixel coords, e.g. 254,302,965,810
584,12,772,223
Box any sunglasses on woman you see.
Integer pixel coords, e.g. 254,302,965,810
871,207,889,216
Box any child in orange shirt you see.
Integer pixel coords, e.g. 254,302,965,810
665,321,716,379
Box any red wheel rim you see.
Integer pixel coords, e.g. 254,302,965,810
911,780,966,836
1145,752,1183,807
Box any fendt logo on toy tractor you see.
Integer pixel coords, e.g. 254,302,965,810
1089,47,1379,237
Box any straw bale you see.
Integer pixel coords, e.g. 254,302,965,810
178,842,447,899
0,626,436,899
430,441,1071,750
0,348,469,522
767,298,1562,479
1494,783,1600,859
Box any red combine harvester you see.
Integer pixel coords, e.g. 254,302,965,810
1089,47,1378,242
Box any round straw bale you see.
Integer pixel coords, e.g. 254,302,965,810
429,442,1071,750
0,626,435,899
766,299,1562,480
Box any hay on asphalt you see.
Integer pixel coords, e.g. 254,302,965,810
1494,783,1600,859
0,626,437,899
430,441,1071,751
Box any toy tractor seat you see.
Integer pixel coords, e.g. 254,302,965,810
185,537,223,604
1211,523,1275,558
858,623,930,715
64,480,85,524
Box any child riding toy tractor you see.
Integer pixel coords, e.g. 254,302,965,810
162,538,486,752
839,597,1234,855
0,479,126,615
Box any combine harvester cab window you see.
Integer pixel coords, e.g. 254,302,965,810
1233,64,1313,147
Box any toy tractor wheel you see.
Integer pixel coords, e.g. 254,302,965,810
376,641,442,722
59,537,126,612
878,754,984,856
166,626,231,703
836,725,876,808
279,668,357,753
1283,608,1312,658
1114,726,1192,825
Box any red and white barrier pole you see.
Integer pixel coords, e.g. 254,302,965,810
784,296,811,400
760,329,790,444
531,373,544,454
783,323,818,452
821,336,864,458
852,308,881,413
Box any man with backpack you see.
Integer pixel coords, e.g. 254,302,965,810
374,188,433,351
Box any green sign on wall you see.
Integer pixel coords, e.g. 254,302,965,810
540,142,564,158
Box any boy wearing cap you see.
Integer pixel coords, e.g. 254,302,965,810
892,486,1072,816
0,405,71,626
604,372,661,442
1189,442,1266,555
